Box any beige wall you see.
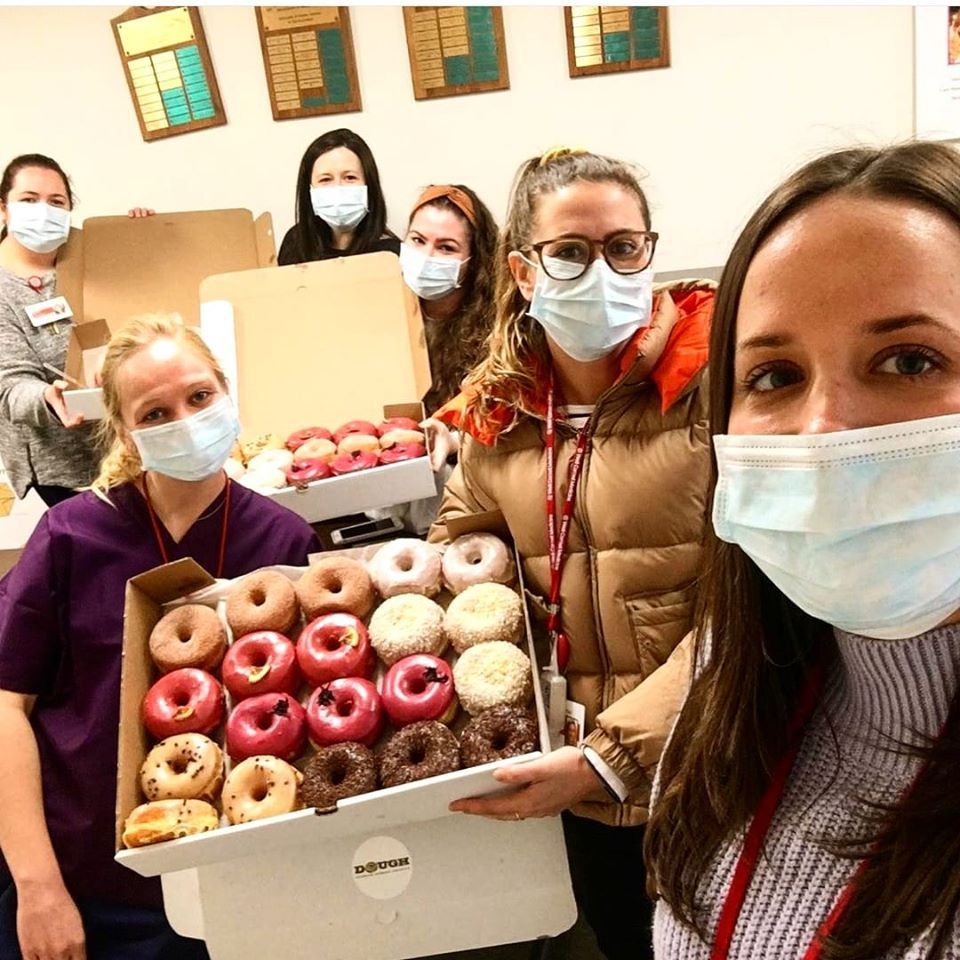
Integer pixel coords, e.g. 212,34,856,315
0,5,914,272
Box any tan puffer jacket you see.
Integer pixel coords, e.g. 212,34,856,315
430,281,714,827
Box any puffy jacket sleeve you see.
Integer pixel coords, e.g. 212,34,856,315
582,630,694,803
427,434,498,545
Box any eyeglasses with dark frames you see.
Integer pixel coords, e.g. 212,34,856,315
524,230,658,281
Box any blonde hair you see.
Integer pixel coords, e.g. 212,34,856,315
91,314,228,499
461,147,651,435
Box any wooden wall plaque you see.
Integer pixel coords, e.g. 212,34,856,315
565,6,669,78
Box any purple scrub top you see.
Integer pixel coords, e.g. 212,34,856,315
0,480,319,908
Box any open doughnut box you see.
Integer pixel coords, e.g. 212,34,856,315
114,515,576,959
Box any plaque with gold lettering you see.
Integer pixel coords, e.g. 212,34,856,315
565,6,669,78
403,6,509,101
256,7,362,120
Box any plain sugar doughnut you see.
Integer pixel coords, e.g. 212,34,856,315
442,532,516,595
296,556,376,620
149,604,227,673
453,641,533,716
369,539,442,598
443,583,524,653
140,733,224,802
226,571,300,637
368,594,447,665
222,755,302,825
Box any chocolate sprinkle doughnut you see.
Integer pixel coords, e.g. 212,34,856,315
302,742,377,810
460,706,539,768
377,720,460,788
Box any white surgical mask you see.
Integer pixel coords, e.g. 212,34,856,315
310,184,368,231
399,243,466,301
713,412,960,640
5,201,70,254
132,395,240,483
525,256,653,362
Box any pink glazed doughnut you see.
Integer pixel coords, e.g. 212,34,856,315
369,539,442,599
441,533,516,595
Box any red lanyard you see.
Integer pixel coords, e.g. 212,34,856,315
545,371,594,674
142,474,232,579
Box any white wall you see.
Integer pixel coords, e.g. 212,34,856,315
0,5,914,271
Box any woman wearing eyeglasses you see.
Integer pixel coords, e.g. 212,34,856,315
429,148,715,960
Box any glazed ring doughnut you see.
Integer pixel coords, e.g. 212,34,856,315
453,641,533,716
246,449,294,473
222,756,302,825
296,556,376,620
337,433,380,455
442,532,516,595
368,594,447,665
294,437,337,463
378,428,425,449
369,539,442,599
459,706,539,768
377,720,460,788
140,733,224,802
226,571,300,637
149,604,227,674
443,583,524,653
302,742,377,810
122,799,219,848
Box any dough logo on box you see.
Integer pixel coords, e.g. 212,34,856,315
351,836,413,899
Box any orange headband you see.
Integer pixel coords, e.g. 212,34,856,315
412,185,478,228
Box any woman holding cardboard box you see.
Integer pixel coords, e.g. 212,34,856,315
0,314,318,959
430,148,714,959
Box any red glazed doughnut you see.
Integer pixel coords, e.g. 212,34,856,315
142,669,225,740
381,654,457,727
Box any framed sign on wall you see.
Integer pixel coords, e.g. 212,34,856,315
565,6,669,78
111,6,226,142
256,7,362,120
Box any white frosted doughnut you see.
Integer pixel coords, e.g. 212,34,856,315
237,466,286,491
444,582,524,653
453,641,532,716
441,533,516,595
224,457,246,480
369,539,442,598
368,594,447,665
247,448,294,472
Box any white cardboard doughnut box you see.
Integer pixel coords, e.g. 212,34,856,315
114,519,576,959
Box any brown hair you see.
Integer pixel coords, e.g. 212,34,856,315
409,184,499,416
0,153,74,241
645,140,960,959
92,314,228,498
461,148,650,435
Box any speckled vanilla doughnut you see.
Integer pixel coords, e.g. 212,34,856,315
246,448,294,473
378,428,426,449
295,556,376,620
369,539,442,599
240,434,285,462
226,571,300,637
122,799,219,848
368,594,447,665
222,755,302,825
140,733,224,802
443,583,524,654
453,641,533,716
149,604,227,673
294,437,337,463
442,532,516,595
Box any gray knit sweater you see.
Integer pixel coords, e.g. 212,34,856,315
0,266,99,497
653,624,960,959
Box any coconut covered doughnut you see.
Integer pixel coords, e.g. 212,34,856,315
443,583,524,654
296,556,376,620
368,594,447,665
369,539,442,599
442,532,516,595
378,428,425,449
377,720,460,788
222,755,302,825
453,641,533,716
302,742,377,810
246,448,294,473
294,437,337,463
140,733,224,802
149,604,227,674
226,571,300,637
122,798,219,848
460,706,539,768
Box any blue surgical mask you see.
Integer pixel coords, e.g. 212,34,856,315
713,412,960,640
399,243,466,301
132,395,240,483
6,201,70,254
524,256,653,362
310,185,368,231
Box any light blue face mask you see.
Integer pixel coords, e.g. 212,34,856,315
6,201,70,254
310,184,368,231
132,395,240,482
713,412,960,640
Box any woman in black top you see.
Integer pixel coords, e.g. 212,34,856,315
278,128,399,265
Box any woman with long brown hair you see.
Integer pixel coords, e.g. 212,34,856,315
648,140,960,959
431,148,715,959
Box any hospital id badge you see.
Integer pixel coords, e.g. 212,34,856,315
25,296,73,327
563,699,587,746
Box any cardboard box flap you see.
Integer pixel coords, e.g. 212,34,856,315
383,401,425,422
64,318,110,387
127,557,216,602
54,227,85,321
445,509,511,541
253,212,275,270
200,252,432,438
